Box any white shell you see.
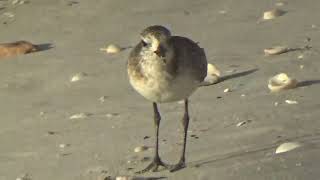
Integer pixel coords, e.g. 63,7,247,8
69,113,89,119
201,63,221,85
268,73,298,92
236,121,246,127
285,100,298,104
70,72,87,82
264,46,289,55
263,9,286,20
223,88,231,93
59,144,70,148
134,146,149,153
275,142,302,154
100,44,122,54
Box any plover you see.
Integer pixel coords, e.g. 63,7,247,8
127,25,207,173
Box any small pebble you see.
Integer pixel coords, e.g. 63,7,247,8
285,100,298,104
311,24,317,28
275,142,302,154
274,102,279,106
134,146,149,153
300,65,304,69
241,94,246,97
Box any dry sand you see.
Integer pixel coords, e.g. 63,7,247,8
1,0,320,179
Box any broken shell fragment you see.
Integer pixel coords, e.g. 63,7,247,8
70,72,87,82
69,113,90,119
0,41,38,58
275,142,302,154
264,46,289,55
201,63,221,85
263,9,286,20
223,88,231,93
134,146,149,153
268,73,298,92
285,100,298,104
100,44,122,54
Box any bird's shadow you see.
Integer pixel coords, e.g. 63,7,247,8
296,80,320,88
202,68,259,86
190,132,320,168
35,43,54,52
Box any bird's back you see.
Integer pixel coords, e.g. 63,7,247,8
168,36,207,83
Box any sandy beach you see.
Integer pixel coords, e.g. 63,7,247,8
1,0,320,179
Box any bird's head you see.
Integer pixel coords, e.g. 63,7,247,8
140,25,171,57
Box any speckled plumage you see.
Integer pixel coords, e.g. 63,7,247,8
127,26,207,103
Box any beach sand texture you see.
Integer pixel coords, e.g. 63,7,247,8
0,0,320,179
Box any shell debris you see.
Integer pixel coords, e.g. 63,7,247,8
69,113,90,119
285,100,298,104
264,46,289,55
275,142,302,154
263,9,286,20
100,44,122,54
268,73,298,92
201,63,221,85
59,143,70,148
70,72,87,82
16,174,31,180
134,146,149,153
223,88,231,93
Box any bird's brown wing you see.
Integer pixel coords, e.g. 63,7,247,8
168,36,207,82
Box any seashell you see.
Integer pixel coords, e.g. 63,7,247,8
0,41,37,58
285,100,298,104
268,73,298,92
99,96,108,103
69,113,90,119
59,143,70,148
275,142,302,154
100,44,122,54
223,88,231,93
201,63,221,85
70,72,87,82
263,9,286,20
236,121,246,127
264,46,289,55
134,146,149,153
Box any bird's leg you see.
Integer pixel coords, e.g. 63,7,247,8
136,102,167,174
169,99,189,172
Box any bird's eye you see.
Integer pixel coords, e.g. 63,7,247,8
141,40,148,47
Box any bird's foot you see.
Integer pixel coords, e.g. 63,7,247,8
135,157,169,174
168,160,186,172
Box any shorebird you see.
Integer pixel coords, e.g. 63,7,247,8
127,25,207,173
